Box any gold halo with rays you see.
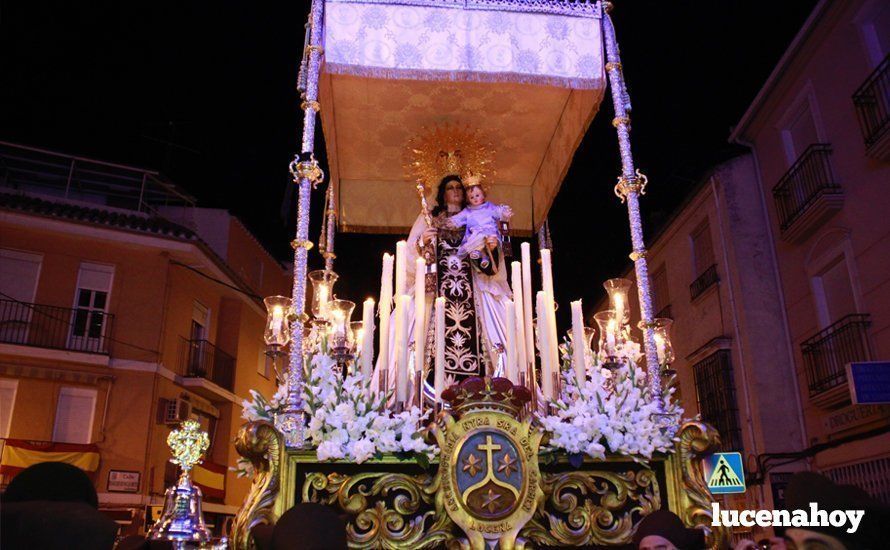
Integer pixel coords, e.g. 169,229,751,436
404,124,495,191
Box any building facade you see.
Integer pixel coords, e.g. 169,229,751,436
730,0,890,504
0,142,290,536
604,155,808,522
606,0,890,533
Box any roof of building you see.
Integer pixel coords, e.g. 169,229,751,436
0,191,197,239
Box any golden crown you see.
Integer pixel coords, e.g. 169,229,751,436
404,124,495,190
441,376,532,418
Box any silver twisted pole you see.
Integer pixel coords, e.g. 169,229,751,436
323,183,337,271
601,6,664,413
277,0,325,448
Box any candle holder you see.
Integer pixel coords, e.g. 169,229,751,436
594,309,623,369
263,296,293,350
641,317,675,365
308,269,338,319
603,278,633,328
328,299,356,376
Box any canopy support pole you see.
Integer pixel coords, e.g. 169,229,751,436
277,0,326,449
602,4,665,415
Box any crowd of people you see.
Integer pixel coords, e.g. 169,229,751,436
1,461,887,548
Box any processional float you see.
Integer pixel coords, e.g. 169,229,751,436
232,1,728,548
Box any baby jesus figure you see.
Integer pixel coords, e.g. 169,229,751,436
445,175,513,274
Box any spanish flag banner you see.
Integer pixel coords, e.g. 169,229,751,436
192,460,226,501
0,439,100,478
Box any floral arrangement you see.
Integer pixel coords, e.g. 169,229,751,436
302,352,436,463
237,338,435,472
538,337,684,463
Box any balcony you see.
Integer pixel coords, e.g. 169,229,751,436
0,299,113,355
689,264,719,300
801,314,872,399
655,304,673,320
853,54,890,160
177,337,236,398
772,144,843,242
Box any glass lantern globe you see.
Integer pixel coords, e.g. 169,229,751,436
308,270,338,319
640,317,675,365
350,321,364,352
593,309,622,360
263,296,292,348
602,278,633,328
327,299,355,349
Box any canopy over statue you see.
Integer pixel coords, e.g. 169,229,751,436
317,0,606,234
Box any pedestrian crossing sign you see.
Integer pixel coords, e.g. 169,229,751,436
704,452,746,494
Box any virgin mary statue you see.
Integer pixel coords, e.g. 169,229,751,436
372,134,512,403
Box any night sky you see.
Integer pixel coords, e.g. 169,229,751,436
1,1,818,323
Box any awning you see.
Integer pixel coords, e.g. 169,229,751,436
319,0,606,234
0,439,100,478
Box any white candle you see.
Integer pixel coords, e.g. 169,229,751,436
414,257,426,391
613,293,625,327
510,261,527,381
606,319,617,349
540,249,559,396
434,297,445,402
540,248,554,298
395,240,408,298
318,284,330,319
536,291,553,400
505,299,518,383
378,253,393,394
570,300,586,387
520,243,534,377
395,295,410,404
271,305,284,339
361,298,375,385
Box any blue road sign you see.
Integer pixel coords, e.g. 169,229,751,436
704,452,746,494
848,362,890,404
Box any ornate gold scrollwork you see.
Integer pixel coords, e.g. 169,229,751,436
302,471,456,549
673,421,729,549
231,421,283,550
289,154,325,187
614,169,648,203
521,468,660,547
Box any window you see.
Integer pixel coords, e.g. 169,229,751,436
651,264,670,317
693,350,743,454
823,456,890,505
70,263,113,352
52,387,97,444
0,379,18,438
813,255,858,327
856,0,890,67
782,102,820,163
0,249,43,345
191,301,209,341
257,350,272,379
691,221,715,278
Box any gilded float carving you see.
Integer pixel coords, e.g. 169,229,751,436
302,471,455,549
231,421,283,550
521,468,660,547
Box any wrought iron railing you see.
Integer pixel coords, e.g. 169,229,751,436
178,337,236,392
689,264,719,300
0,299,113,354
772,144,840,231
853,55,890,150
655,304,673,320
693,350,743,454
801,314,872,396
